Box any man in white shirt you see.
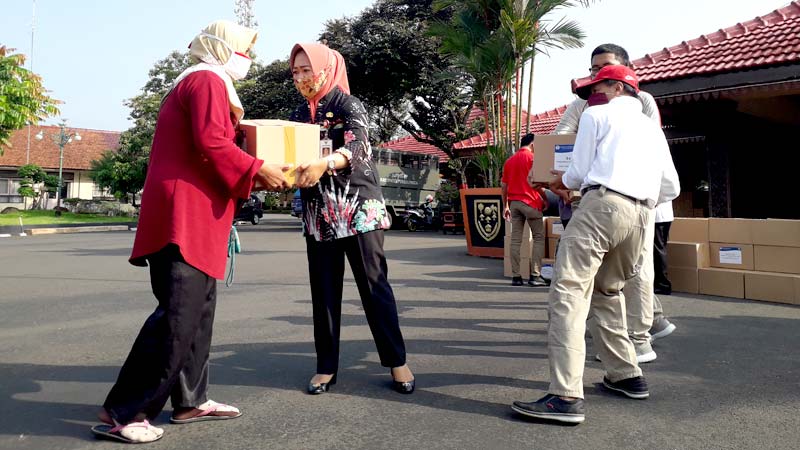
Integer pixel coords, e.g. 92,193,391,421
511,65,680,424
553,44,677,362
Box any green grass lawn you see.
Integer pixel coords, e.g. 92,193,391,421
0,210,136,226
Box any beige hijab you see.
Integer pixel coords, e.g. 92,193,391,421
167,20,258,121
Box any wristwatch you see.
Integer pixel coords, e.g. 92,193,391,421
326,155,336,171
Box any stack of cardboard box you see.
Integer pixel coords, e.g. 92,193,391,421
667,218,800,305
545,217,563,260
503,217,560,278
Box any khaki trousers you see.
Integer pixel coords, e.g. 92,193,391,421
547,188,653,398
589,213,664,346
509,201,545,278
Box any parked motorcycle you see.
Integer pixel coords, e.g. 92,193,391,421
404,202,441,232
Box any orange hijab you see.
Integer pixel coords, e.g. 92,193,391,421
290,43,351,120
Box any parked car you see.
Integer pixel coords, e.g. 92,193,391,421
234,194,264,225
291,190,302,218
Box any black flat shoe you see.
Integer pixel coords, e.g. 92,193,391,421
391,378,415,394
307,374,336,395
390,370,415,394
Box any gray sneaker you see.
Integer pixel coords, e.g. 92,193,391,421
528,275,549,287
650,316,676,341
635,341,657,363
595,342,657,364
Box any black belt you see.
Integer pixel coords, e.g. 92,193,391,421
580,185,647,205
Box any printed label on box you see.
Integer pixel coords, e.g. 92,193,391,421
554,145,574,171
541,264,554,280
719,247,743,265
551,221,564,235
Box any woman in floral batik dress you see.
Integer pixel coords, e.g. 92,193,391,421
289,42,415,395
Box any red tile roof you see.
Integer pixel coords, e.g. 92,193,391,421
0,125,120,171
633,1,800,82
452,105,569,150
458,2,800,151
378,135,450,162
466,105,534,128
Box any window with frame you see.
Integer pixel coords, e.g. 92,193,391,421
0,178,24,203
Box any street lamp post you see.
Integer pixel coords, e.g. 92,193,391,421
35,120,81,216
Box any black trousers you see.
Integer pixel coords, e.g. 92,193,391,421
653,221,672,294
306,231,406,375
103,245,216,424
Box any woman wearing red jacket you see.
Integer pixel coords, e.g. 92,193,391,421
91,21,289,444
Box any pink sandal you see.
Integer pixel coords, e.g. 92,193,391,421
170,399,242,424
91,419,164,444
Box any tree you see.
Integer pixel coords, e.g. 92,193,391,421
91,51,191,199
235,0,258,28
238,58,304,120
16,163,57,209
430,0,590,186
0,45,59,155
319,0,482,157
90,146,147,205
432,0,587,149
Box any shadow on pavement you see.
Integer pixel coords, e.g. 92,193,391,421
2,304,799,442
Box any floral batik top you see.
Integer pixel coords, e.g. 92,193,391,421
290,87,391,241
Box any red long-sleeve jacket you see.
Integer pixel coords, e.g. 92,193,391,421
130,71,263,279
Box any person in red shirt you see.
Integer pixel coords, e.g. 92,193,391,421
502,133,548,287
91,21,290,444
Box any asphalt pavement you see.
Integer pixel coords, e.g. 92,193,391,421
0,215,798,450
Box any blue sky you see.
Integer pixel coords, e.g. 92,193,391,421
2,0,791,132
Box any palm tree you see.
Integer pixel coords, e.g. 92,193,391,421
430,0,593,186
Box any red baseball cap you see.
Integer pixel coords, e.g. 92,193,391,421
575,65,639,100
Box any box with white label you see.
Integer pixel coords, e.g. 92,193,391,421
546,218,565,237
553,144,574,172
530,134,577,183
710,243,754,270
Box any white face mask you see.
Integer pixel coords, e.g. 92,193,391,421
225,52,252,81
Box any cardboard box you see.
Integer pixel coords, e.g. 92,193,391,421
504,235,533,259
744,271,800,305
547,238,559,259
667,242,709,269
752,219,800,248
530,134,577,183
506,221,533,240
238,119,321,185
698,268,745,298
754,245,800,274
708,218,754,244
669,218,709,243
546,218,565,238
709,243,754,271
504,257,531,278
670,267,699,294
